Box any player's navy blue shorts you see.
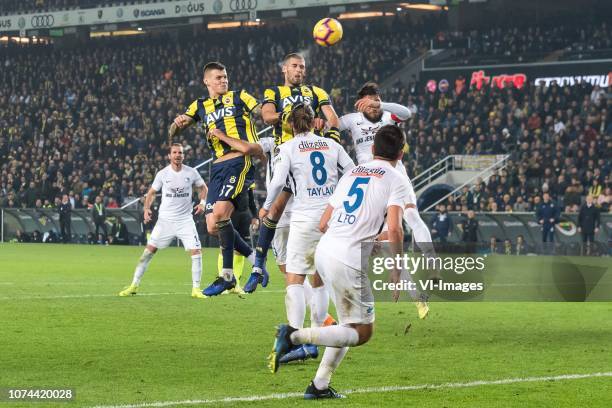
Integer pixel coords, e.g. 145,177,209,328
205,155,254,215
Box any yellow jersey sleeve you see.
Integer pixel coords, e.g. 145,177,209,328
240,90,259,113
263,88,277,106
312,86,330,107
184,100,201,122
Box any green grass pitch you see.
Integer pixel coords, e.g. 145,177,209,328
0,243,610,407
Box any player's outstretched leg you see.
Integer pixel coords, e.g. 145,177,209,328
119,246,156,296
244,216,275,293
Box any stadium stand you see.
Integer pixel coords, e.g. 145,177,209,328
0,15,610,249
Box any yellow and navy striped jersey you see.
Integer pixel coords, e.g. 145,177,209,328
185,90,259,160
262,85,330,146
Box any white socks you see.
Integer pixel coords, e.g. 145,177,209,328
132,249,154,285
303,278,314,305
290,325,359,347
247,252,256,265
310,286,329,328
285,284,306,328
313,347,349,390
221,268,234,282
191,254,202,288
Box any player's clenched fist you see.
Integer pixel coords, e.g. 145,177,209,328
173,114,191,129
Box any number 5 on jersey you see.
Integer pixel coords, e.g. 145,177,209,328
343,177,370,213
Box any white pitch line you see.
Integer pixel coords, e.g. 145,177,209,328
0,292,186,301
88,371,612,408
0,290,287,301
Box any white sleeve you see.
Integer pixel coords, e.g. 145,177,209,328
387,176,410,209
193,168,205,187
338,114,351,132
337,144,355,174
257,137,275,154
263,147,290,210
380,102,411,121
151,171,163,191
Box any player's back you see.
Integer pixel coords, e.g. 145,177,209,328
278,132,354,222
319,159,408,269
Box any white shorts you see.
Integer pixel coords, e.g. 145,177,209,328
286,221,322,275
271,226,289,265
315,246,375,325
148,218,201,250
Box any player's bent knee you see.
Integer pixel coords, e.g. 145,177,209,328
286,272,306,285
352,323,374,346
145,245,157,254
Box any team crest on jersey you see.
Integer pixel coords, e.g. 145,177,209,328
184,177,190,183
223,96,232,105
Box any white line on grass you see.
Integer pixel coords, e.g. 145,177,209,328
0,292,186,301
88,371,612,408
0,290,287,301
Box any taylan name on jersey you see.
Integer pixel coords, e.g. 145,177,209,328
152,165,205,221
339,111,401,165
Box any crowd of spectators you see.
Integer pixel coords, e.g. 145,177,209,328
0,16,431,210
387,73,610,214
0,15,610,224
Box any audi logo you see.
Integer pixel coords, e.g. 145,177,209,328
31,14,54,28
229,0,257,12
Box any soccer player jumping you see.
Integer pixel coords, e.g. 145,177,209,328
170,62,267,296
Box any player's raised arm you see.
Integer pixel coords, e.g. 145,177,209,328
261,87,281,125
355,98,412,122
169,100,200,143
314,86,341,142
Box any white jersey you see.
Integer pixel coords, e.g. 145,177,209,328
264,132,355,222
259,136,293,227
340,111,400,165
152,165,205,222
319,159,411,269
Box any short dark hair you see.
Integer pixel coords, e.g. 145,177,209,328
357,82,380,99
203,61,226,75
169,142,183,152
373,125,405,161
283,53,305,63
